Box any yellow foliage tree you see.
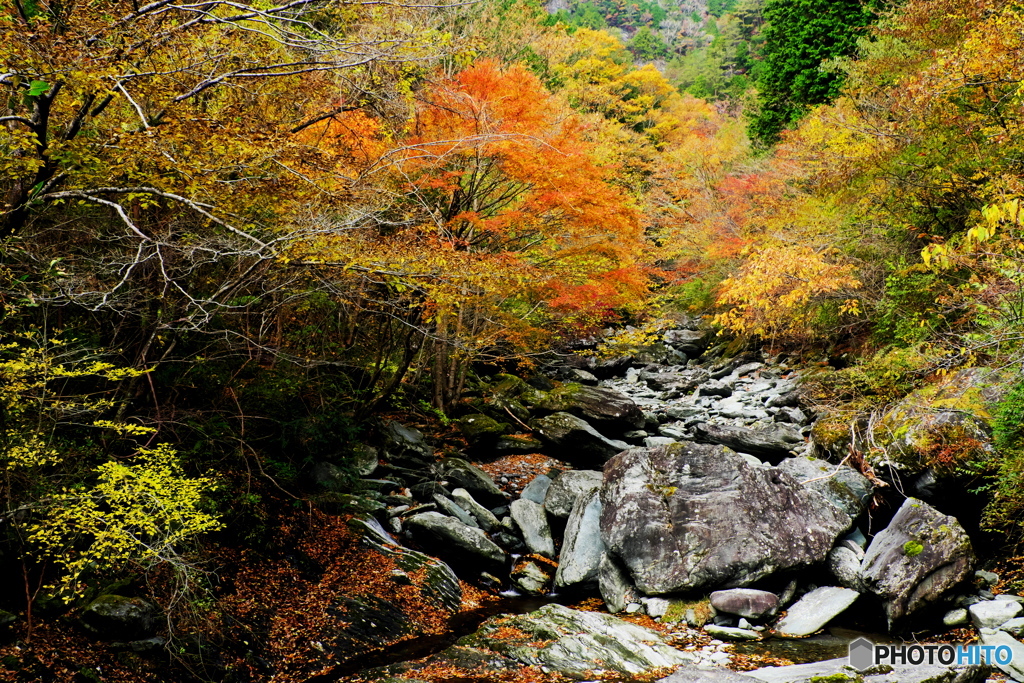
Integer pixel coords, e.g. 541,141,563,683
713,244,862,341
0,329,219,601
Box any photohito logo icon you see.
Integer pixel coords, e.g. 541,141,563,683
848,637,875,671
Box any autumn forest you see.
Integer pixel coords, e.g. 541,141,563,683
3,0,1024,679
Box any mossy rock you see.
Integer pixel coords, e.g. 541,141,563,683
490,374,548,407
494,434,544,455
870,368,1001,475
455,414,512,443
810,411,854,457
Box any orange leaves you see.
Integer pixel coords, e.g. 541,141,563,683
342,59,651,335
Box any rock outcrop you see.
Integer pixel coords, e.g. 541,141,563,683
601,443,851,594
860,498,975,627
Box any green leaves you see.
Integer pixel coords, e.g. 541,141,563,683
26,79,49,96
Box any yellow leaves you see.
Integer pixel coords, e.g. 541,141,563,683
29,443,221,600
713,244,862,340
922,197,1023,271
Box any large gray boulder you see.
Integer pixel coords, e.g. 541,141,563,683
451,488,500,532
509,498,555,559
773,586,859,637
860,498,975,628
536,384,645,433
691,423,804,463
520,474,552,505
460,603,698,677
404,511,507,576
554,490,605,589
433,457,508,508
544,469,604,521
776,455,873,520
532,412,630,465
601,443,851,594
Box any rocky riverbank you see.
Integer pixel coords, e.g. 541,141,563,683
311,322,1016,681
67,322,1024,682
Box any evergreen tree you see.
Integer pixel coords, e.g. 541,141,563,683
628,26,670,61
749,0,880,146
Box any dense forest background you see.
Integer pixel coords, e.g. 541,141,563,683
3,0,1024,678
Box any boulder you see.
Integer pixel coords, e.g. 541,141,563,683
1001,616,1024,637
969,600,1023,629
976,629,1024,682
532,412,630,465
709,589,780,620
510,557,556,595
354,516,463,612
536,384,644,433
860,498,975,628
455,414,511,445
773,586,859,637
433,493,479,528
451,488,500,532
692,423,803,463
554,490,605,589
382,420,434,466
509,499,555,559
567,368,599,385
642,367,710,393
715,399,769,421
80,595,158,640
699,380,734,398
599,554,642,614
433,457,508,508
663,328,712,357
460,604,698,677
765,391,801,409
404,511,507,576
519,474,552,505
594,355,634,379
773,406,809,425
544,469,604,520
601,443,850,594
704,625,760,641
493,434,544,455
351,443,379,476
776,456,873,520
944,608,970,627
828,545,865,591
870,368,997,482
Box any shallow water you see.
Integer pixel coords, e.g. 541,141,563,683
732,627,898,665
